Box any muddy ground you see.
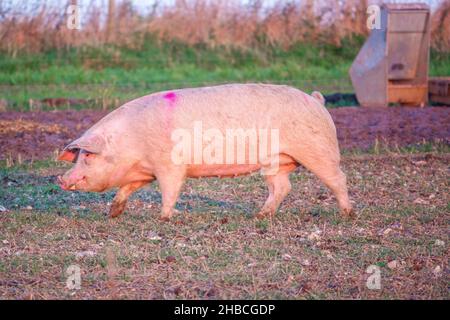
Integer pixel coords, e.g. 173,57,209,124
0,106,449,160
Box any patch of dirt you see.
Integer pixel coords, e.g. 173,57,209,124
333,107,450,150
0,119,68,135
0,107,449,160
0,110,106,160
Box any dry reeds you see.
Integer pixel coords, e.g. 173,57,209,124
431,0,450,52
0,0,448,55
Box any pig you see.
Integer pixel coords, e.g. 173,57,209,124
57,84,353,221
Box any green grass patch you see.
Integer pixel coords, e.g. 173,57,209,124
2,39,448,110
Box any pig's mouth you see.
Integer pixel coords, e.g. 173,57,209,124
57,176,87,191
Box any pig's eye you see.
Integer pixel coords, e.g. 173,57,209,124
81,150,96,164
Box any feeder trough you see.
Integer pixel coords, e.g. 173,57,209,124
350,3,430,107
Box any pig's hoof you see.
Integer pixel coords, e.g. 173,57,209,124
255,213,266,220
159,215,171,222
109,201,126,218
255,210,273,220
341,208,356,219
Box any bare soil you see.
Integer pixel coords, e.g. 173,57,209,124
1,107,449,160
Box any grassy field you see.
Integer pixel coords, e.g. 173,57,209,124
0,146,448,299
1,40,449,110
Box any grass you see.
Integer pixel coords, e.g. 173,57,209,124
1,40,449,110
0,147,448,299
341,139,450,156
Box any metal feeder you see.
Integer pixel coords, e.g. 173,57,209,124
350,3,431,107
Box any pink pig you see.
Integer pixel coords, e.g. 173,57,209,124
57,84,353,220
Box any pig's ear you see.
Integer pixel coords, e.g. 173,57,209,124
57,149,79,162
311,91,325,105
65,135,105,154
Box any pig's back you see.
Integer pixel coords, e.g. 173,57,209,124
110,83,337,161
160,83,334,133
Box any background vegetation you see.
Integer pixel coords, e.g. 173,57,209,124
0,0,449,110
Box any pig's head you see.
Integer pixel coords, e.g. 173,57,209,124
57,134,117,192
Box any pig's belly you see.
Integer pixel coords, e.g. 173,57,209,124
186,154,298,178
187,164,262,178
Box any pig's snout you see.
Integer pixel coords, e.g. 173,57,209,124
57,175,72,190
57,172,86,191
57,176,66,189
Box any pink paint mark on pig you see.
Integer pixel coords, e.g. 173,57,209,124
162,92,177,132
163,92,177,106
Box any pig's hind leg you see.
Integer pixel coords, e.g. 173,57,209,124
256,164,297,219
297,156,353,217
317,166,353,217
109,181,149,218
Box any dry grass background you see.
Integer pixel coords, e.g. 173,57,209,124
0,0,448,56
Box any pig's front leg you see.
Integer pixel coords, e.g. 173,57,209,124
109,181,149,218
156,168,186,221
